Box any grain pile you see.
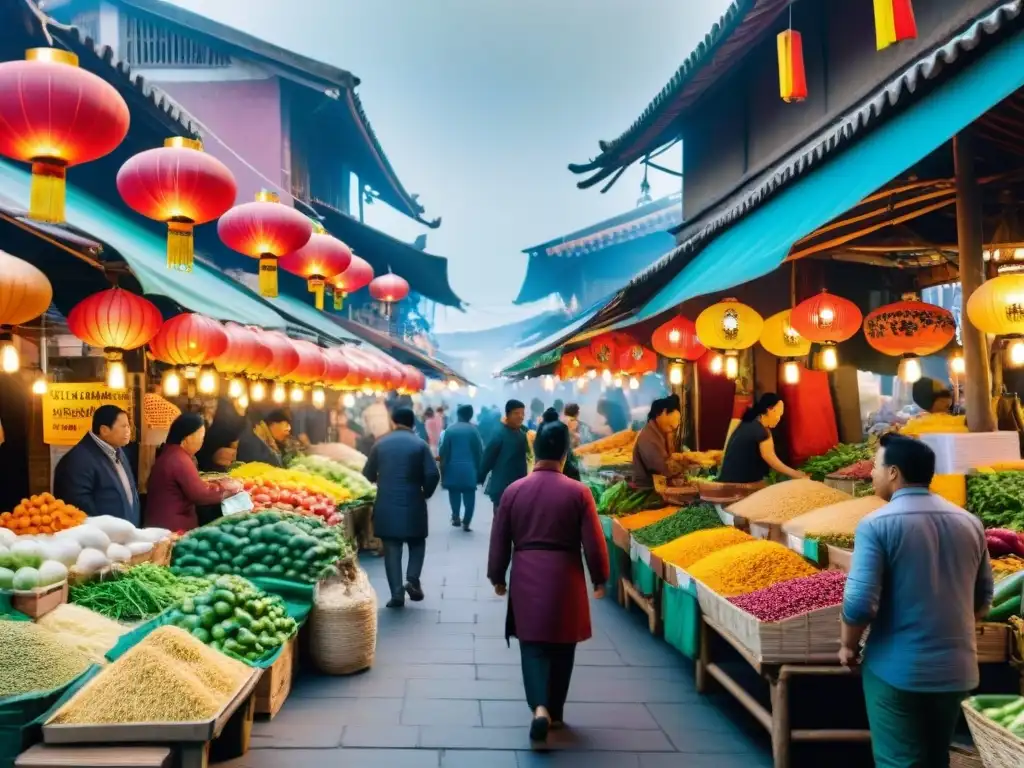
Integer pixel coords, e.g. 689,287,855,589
36,604,129,664
632,503,723,548
727,479,851,524
687,540,819,597
0,621,93,697
652,528,753,569
49,626,249,725
618,507,680,531
729,570,847,622
781,495,884,537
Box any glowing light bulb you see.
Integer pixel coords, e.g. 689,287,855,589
613,376,623,389
725,354,739,380
343,393,356,408
898,357,922,384
250,381,266,402
710,354,724,375
587,369,597,380
821,346,839,371
668,328,681,345
448,379,459,392
601,369,612,384
106,360,127,390
468,385,477,398
628,376,640,390
0,339,18,373
162,369,182,397
31,374,47,396
722,315,738,333
576,377,587,390
782,361,801,385
1010,340,1024,368
197,367,218,395
237,394,250,410
668,363,684,386
272,382,287,403
949,351,966,376
311,386,325,408
290,385,305,403
819,307,835,326
362,386,374,396
228,377,245,399
543,375,555,392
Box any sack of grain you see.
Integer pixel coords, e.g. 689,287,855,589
782,495,885,537
309,566,378,675
727,479,851,524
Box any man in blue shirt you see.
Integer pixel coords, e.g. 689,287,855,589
841,434,993,767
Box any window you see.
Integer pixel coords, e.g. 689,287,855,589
120,14,230,68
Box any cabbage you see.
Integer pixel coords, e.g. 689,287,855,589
10,539,43,560
38,560,68,586
74,548,110,575
106,543,131,563
0,528,15,546
85,516,138,545
0,567,13,589
136,528,171,543
12,567,39,591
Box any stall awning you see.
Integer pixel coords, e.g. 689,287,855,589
0,160,286,330
270,293,363,345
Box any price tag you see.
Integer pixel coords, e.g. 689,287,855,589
786,533,803,554
675,567,691,590
221,491,253,516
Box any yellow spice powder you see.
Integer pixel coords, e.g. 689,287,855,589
652,527,753,569
619,507,680,531
687,540,819,597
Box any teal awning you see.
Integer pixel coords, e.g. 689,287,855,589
0,160,286,329
630,19,1024,324
270,293,362,345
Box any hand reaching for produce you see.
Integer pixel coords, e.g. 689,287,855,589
838,644,860,668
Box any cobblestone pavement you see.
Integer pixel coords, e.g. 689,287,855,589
225,490,774,767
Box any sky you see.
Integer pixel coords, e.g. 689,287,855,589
169,0,733,333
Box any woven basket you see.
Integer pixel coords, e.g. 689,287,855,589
963,699,1024,768
309,566,378,675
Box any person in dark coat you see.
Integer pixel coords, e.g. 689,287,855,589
487,415,609,744
363,406,441,608
236,409,293,467
54,404,141,525
479,399,530,507
439,404,484,531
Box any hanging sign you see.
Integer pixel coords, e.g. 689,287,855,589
42,384,134,446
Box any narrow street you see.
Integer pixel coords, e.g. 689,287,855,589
227,490,774,767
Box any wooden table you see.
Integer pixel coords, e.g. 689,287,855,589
695,616,871,768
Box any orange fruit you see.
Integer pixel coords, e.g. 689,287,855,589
29,515,40,526
40,515,51,525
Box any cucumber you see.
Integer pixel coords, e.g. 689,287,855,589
993,570,1024,605
986,595,1022,622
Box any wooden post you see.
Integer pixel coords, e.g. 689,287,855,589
954,132,996,432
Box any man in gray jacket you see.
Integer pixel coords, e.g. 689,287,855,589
363,407,441,608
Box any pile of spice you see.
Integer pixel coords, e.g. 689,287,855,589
0,621,93,697
729,570,847,622
36,604,129,664
632,503,723,548
687,540,819,597
652,527,752,570
993,555,1024,577
728,480,851,524
49,626,250,725
617,507,680,531
831,459,874,480
809,532,856,550
782,496,884,537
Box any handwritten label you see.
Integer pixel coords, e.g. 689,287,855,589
42,384,134,446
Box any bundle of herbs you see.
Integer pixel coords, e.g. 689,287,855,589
70,564,211,622
967,472,1024,531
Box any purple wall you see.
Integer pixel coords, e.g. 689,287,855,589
154,78,290,206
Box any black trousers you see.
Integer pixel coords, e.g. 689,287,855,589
519,641,577,721
382,538,426,599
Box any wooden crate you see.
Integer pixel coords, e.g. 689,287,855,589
11,580,68,618
977,622,1010,664
16,745,171,767
255,637,297,719
694,581,842,664
611,518,631,552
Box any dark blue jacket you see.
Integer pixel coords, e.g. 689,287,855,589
439,421,484,491
363,428,440,540
53,434,141,525
480,424,530,504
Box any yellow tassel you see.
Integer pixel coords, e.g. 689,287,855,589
167,221,195,272
309,276,325,311
333,291,345,311
258,255,278,298
29,161,66,223
873,0,897,50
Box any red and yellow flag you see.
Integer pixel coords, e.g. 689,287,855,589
777,29,808,103
874,0,918,50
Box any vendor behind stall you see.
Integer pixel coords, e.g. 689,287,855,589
912,378,954,414
631,396,681,488
717,394,806,483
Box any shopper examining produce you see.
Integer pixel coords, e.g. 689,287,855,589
480,399,531,507
363,406,440,608
54,405,140,525
631,395,680,488
718,393,805,484
237,409,294,467
487,414,608,746
841,434,993,766
145,413,242,531
439,404,484,531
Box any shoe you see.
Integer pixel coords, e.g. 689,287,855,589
462,523,471,532
386,597,405,609
451,518,462,527
529,715,550,743
405,581,425,602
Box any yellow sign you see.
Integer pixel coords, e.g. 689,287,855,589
42,384,134,446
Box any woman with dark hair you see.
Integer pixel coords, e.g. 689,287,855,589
718,393,806,483
487,414,609,745
146,412,241,531
631,396,681,488
195,399,246,473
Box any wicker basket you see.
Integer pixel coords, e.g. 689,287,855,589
963,698,1024,768
309,566,378,675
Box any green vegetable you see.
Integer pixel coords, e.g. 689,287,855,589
799,443,873,482
993,571,1024,605
986,595,1021,622
288,454,375,498
69,564,211,622
631,503,722,547
968,472,1024,530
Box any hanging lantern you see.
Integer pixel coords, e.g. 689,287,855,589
651,316,705,361
777,29,808,103
214,323,273,396
149,313,228,397
332,255,374,311
279,225,353,311
117,138,237,273
696,298,763,377
0,250,53,374
790,290,862,371
259,330,301,383
966,273,1024,368
949,348,966,377
617,345,658,376
322,348,351,390
368,273,410,319
874,0,918,51
0,49,130,223
217,190,313,298
67,287,162,390
590,332,632,368
864,295,955,379
782,361,803,385
760,310,812,383
289,339,328,387
558,348,599,379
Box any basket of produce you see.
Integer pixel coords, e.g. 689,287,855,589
631,503,723,550
962,696,1024,768
800,443,873,481
695,479,764,505
309,566,377,675
985,571,1024,625
824,459,874,495
653,528,754,580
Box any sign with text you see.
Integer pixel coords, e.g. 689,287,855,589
42,384,134,446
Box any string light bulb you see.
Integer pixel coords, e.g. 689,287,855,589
543,375,555,392
710,354,724,376
227,377,245,399
468,385,477,398
0,333,18,373
628,376,640,390
820,345,839,371
587,369,597,380
613,376,623,388
31,373,47,395
668,363,684,386
342,393,356,408
311,386,325,409
237,393,249,410
782,361,801,385
898,356,922,384
668,328,681,345
949,349,966,377
447,379,459,392
272,382,287,403
250,380,266,402
601,369,612,384
197,366,218,395
162,369,182,397
1009,339,1024,368
724,353,739,380
290,384,304,403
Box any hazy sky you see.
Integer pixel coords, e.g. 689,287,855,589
169,0,731,332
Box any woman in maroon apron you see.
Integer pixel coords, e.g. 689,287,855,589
487,409,610,745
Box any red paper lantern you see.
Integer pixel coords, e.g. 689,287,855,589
874,0,917,51
279,230,353,311
149,313,228,367
618,345,658,375
289,339,328,385
214,323,269,376
321,348,351,389
790,290,862,371
67,287,162,389
651,315,706,361
217,190,313,298
368,273,410,319
332,255,374,311
558,348,599,379
777,30,807,103
863,297,955,357
589,332,634,369
260,330,300,381
0,49,130,223
117,138,237,274
401,364,425,393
